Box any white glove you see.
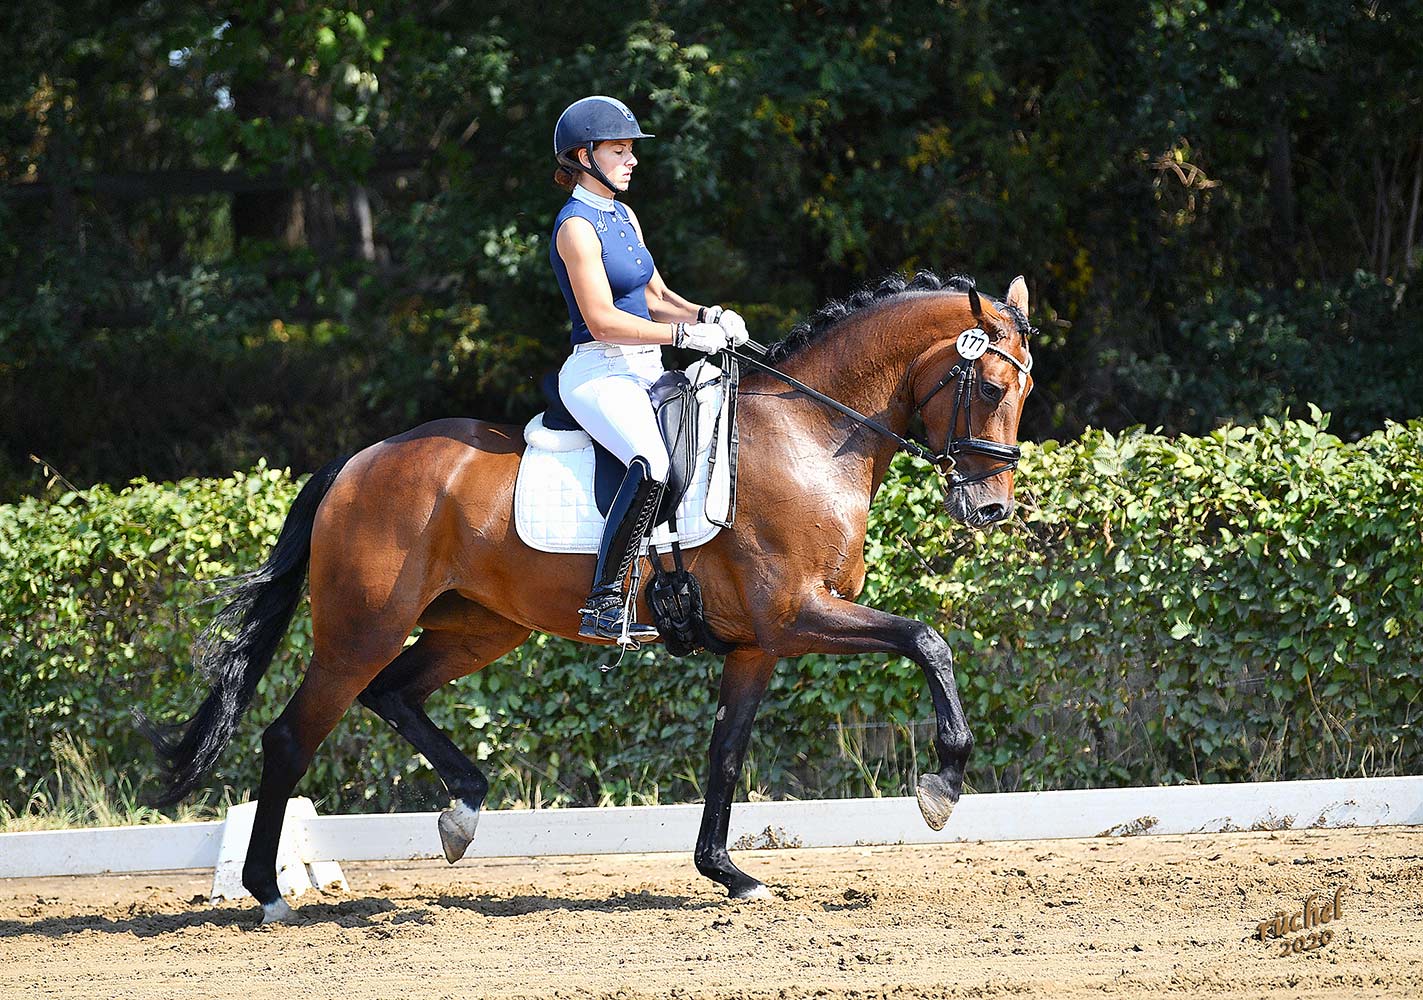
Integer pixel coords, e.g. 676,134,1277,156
674,321,729,353
717,308,749,347
702,305,749,347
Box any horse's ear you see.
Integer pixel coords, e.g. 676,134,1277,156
967,285,982,320
1006,275,1029,314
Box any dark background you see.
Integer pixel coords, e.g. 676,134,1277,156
3,0,1420,498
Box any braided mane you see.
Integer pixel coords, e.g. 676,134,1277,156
765,269,1031,362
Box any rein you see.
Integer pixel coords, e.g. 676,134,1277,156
724,332,1032,489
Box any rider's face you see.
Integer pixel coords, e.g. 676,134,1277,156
580,140,638,192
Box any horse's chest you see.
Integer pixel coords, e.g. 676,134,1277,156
798,510,868,590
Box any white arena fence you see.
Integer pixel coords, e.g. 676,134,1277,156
1,776,1419,902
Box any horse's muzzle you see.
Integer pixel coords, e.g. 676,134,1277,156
946,488,1013,528
968,500,1011,527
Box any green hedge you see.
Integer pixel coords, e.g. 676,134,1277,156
3,413,1420,815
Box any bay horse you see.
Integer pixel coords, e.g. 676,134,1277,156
141,270,1035,923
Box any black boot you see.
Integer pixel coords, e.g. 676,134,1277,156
579,456,663,643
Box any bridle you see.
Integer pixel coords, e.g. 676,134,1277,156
909,333,1034,486
723,324,1033,490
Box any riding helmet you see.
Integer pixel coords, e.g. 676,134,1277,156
553,96,654,192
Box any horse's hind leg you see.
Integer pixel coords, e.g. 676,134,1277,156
358,613,531,864
242,655,382,923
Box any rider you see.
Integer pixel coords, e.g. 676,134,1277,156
550,95,749,642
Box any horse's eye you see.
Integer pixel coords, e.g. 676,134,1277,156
980,381,1004,404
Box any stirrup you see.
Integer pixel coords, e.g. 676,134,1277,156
579,597,659,644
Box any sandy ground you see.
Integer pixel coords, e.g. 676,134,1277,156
1,826,1420,999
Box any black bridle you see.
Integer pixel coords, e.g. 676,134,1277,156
724,331,1033,490
908,339,1034,485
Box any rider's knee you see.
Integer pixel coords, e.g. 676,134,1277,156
639,449,670,483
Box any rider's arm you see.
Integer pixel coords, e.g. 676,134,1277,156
556,217,676,346
644,267,703,323
624,206,705,323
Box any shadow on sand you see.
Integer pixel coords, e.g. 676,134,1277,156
0,886,730,938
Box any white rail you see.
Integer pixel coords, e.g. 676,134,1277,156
2,776,1419,901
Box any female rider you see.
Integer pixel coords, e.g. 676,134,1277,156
550,95,748,643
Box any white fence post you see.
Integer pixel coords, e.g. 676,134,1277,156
209,797,346,901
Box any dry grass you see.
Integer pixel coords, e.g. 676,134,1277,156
0,734,224,831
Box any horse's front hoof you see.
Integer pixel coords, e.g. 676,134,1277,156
260,898,297,925
916,772,959,831
732,882,774,901
438,800,482,863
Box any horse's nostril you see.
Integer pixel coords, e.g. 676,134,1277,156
975,502,1007,525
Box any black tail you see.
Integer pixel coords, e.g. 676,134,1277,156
137,455,352,806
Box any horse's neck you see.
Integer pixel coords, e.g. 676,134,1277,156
765,299,937,492
778,304,924,421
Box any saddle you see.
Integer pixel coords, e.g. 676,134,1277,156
536,369,698,527
517,359,737,548
515,359,740,657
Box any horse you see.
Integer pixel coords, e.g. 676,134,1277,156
141,269,1035,923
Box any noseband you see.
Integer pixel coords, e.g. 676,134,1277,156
725,328,1033,490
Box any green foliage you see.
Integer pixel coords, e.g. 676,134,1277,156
868,411,1423,792
4,2,1423,495
0,734,221,831
3,414,1419,816
1113,272,1423,440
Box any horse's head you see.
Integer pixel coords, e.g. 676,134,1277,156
910,276,1034,528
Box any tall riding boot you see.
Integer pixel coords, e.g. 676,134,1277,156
579,456,663,642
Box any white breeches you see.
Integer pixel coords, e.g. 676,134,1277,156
558,342,670,482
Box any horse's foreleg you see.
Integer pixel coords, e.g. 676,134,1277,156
695,647,778,899
357,620,530,864
776,594,972,831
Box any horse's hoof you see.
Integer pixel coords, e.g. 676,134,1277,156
438,800,482,864
732,882,774,901
260,898,297,925
916,772,959,831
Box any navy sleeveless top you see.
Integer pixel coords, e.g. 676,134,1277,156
550,195,655,346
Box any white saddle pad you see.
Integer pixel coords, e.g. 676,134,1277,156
514,360,733,554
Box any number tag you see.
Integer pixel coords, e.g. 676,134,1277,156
956,328,989,360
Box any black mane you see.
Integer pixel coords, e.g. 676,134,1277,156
764,269,1031,362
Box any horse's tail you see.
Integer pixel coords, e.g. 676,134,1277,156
137,454,351,806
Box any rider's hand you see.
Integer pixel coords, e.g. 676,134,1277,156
717,308,750,347
674,321,729,354
701,305,749,348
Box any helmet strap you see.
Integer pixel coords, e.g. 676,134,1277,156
578,141,626,195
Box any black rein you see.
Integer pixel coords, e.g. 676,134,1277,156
724,334,1032,489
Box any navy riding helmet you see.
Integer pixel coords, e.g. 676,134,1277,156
553,96,654,194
